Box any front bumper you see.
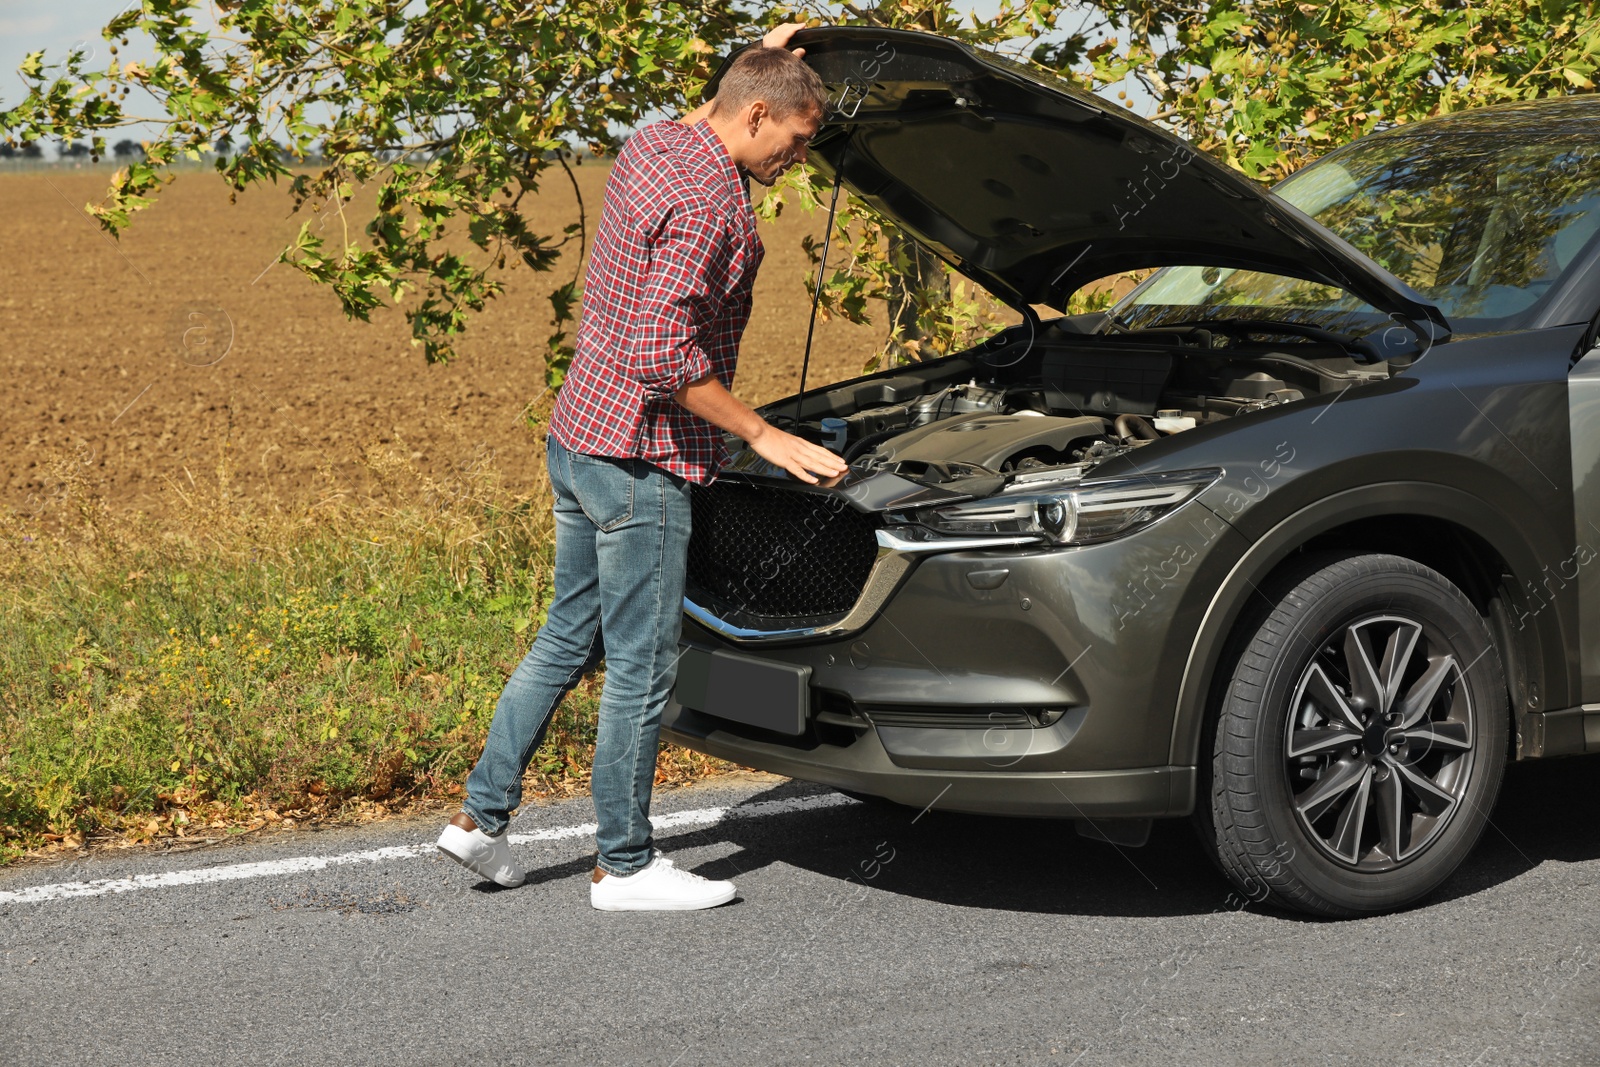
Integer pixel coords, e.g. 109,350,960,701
663,698,1194,817
664,506,1252,820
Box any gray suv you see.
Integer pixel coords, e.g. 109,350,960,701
662,29,1600,917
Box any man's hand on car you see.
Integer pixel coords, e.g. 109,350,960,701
745,422,849,485
760,21,809,57
675,373,848,485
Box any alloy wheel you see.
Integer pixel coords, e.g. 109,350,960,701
1284,614,1475,870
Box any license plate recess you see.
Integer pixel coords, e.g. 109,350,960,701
673,645,811,736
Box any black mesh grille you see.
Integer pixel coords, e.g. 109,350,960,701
687,480,879,620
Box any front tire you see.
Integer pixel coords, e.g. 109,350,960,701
1203,552,1508,917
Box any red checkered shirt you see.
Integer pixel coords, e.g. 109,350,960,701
548,119,764,484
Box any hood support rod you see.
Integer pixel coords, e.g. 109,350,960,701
792,168,845,431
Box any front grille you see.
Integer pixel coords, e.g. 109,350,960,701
687,480,879,621
865,707,1034,729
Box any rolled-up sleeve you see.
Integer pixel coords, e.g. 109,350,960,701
621,206,741,398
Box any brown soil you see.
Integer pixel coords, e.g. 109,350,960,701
0,164,885,519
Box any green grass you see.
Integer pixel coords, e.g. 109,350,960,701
0,441,727,864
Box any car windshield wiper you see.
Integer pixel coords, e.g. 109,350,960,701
1148,317,1383,361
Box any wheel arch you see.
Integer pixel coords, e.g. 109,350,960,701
1169,482,1571,778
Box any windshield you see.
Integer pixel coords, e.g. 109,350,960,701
1116,116,1600,337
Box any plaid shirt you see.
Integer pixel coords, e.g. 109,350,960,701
549,119,763,484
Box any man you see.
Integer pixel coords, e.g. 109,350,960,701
437,38,847,910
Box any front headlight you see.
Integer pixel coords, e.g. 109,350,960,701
900,468,1221,546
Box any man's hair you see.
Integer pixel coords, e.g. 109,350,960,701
709,45,827,120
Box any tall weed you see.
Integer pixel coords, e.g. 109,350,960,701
0,438,728,863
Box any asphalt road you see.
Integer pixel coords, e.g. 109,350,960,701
4,758,1600,1067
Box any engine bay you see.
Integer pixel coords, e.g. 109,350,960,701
753,318,1394,490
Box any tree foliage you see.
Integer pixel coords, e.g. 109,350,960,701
3,0,1595,382
769,0,1598,363
1088,0,1600,179
1,0,766,378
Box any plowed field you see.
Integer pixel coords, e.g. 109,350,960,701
0,164,882,519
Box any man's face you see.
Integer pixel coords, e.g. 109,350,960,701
742,103,823,186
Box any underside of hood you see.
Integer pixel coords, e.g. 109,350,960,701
706,28,1448,340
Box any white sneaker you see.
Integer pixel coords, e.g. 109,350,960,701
436,814,525,888
589,851,737,911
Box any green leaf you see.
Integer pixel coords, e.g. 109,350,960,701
4,0,1586,382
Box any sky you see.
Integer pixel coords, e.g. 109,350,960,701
0,1,1151,158
0,3,145,94
1,1,157,153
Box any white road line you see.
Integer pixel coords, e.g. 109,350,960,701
0,793,859,907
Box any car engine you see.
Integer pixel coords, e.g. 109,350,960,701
756,318,1393,488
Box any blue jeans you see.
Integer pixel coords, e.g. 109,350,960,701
463,434,693,876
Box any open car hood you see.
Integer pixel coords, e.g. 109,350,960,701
706,28,1449,341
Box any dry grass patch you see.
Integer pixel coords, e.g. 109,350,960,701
0,429,731,865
